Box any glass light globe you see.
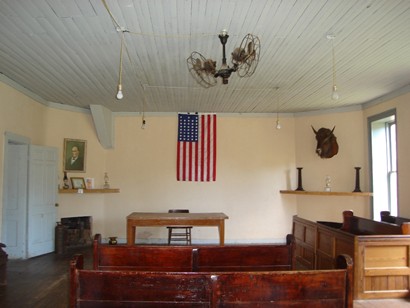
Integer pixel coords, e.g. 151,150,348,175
331,85,339,100
116,84,123,100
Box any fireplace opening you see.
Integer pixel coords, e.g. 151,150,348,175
55,216,92,253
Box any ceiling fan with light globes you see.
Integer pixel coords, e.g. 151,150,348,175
187,30,260,88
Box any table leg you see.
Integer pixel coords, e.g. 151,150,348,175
218,220,225,246
127,223,136,245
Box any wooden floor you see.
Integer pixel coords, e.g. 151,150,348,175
0,246,409,307
0,246,92,308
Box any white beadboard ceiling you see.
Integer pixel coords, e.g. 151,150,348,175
0,0,409,114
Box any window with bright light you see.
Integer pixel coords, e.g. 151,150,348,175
368,110,397,220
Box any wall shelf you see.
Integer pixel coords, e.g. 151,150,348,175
280,190,372,197
58,188,120,194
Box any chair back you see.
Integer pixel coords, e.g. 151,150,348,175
169,209,189,214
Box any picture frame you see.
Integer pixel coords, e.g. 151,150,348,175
85,178,95,189
63,138,86,172
70,177,86,189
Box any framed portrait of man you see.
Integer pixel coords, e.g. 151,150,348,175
63,138,86,172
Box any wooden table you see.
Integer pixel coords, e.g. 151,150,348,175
126,212,229,245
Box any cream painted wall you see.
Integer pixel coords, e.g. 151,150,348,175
1,80,409,246
99,115,297,243
0,80,298,244
44,107,109,238
292,109,371,222
55,114,298,244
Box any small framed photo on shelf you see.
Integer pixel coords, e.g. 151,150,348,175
85,178,94,189
70,177,86,189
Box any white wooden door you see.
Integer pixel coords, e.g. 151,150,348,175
27,145,58,258
2,144,28,259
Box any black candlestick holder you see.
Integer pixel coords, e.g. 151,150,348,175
295,167,305,191
353,167,362,192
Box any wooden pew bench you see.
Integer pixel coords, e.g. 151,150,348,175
93,233,295,272
293,210,410,300
340,210,410,235
380,211,410,228
70,253,353,307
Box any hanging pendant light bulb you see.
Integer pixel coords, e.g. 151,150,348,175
276,117,281,130
274,87,281,130
141,85,147,129
116,84,123,100
116,32,125,100
141,111,146,129
276,108,282,130
331,85,339,100
327,34,339,100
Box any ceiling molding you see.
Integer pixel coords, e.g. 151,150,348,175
0,73,49,106
363,84,410,109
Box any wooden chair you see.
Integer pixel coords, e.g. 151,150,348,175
167,209,192,245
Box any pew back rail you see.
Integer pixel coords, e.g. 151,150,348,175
71,254,353,307
93,234,295,272
380,211,410,227
341,210,410,235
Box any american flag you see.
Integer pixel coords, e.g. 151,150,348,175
177,113,217,181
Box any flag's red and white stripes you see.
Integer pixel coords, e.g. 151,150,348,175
177,114,216,181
